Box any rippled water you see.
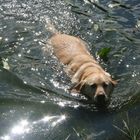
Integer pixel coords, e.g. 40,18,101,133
0,0,140,139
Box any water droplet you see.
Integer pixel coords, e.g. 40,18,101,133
31,68,35,71
18,54,22,57
35,31,41,36
19,37,24,41
41,82,45,86
0,37,2,41
27,50,31,54
58,102,65,107
40,100,45,104
132,71,137,77
24,28,27,31
5,38,8,42
34,39,38,42
133,57,136,60
23,81,27,84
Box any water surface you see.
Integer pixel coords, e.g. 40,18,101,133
0,0,140,139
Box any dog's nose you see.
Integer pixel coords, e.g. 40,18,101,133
94,93,108,104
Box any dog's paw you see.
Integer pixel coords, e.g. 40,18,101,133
69,88,80,94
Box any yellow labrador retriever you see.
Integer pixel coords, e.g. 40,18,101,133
46,25,117,105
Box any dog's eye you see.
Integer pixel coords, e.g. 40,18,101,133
91,84,97,88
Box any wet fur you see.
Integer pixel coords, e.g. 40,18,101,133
45,25,117,104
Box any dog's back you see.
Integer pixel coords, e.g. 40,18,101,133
49,34,92,65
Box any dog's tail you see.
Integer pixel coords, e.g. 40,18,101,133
45,17,59,35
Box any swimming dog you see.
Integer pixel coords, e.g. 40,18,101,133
46,24,117,105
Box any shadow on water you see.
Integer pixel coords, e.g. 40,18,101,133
0,0,140,139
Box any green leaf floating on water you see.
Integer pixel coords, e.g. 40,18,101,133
97,47,111,60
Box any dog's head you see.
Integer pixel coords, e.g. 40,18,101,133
72,72,117,106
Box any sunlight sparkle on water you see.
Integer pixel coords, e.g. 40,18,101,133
89,19,93,24
41,114,66,126
18,53,22,57
51,115,66,127
42,116,54,122
11,120,30,135
1,114,67,139
35,31,41,36
27,49,31,54
5,38,9,42
40,100,45,104
58,102,66,107
18,37,24,41
132,71,137,77
31,67,35,71
23,81,27,84
0,37,2,40
57,101,80,108
50,79,59,88
1,136,10,140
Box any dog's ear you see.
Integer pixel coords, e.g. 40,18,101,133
69,81,85,93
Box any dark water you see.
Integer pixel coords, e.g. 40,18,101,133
0,0,140,140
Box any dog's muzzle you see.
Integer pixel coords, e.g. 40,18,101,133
94,92,109,105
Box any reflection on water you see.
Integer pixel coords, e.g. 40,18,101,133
11,120,30,135
1,114,66,140
0,0,140,139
